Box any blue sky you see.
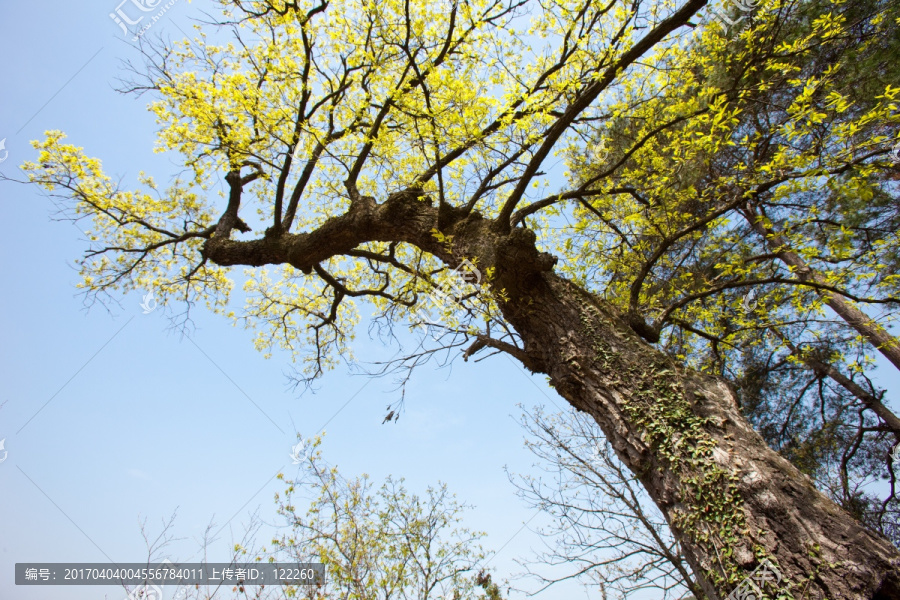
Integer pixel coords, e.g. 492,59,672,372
0,2,590,599
2,3,898,600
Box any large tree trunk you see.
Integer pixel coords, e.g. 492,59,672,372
495,264,900,599
205,197,900,599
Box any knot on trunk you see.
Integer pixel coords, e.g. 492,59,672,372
626,311,660,343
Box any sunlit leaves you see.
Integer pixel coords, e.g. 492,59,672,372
22,131,231,310
271,434,493,599
23,0,690,379
553,0,900,373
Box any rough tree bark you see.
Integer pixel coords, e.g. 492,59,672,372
498,262,900,600
203,193,900,599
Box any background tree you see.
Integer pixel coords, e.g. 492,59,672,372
510,405,703,600
270,436,502,600
18,0,900,596
734,333,899,545
122,436,504,600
